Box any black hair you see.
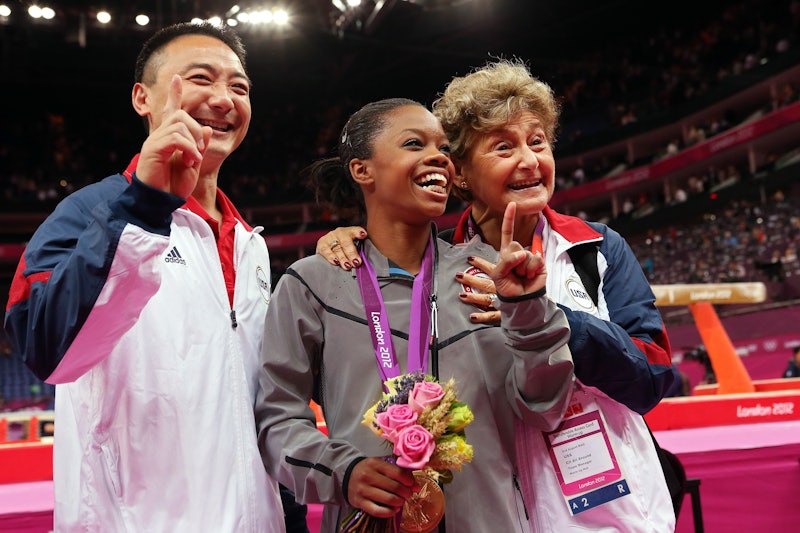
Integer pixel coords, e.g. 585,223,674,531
134,21,248,85
305,98,423,221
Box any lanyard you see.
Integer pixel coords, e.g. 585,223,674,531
466,212,545,255
532,216,544,255
356,236,434,391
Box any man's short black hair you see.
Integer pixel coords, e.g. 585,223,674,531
134,21,248,85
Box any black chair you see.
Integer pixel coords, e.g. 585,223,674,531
660,448,704,533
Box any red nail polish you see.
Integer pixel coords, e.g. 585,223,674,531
455,272,464,279
333,259,340,266
353,258,361,267
344,262,352,269
467,256,475,262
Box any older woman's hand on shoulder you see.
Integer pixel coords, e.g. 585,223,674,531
315,226,366,270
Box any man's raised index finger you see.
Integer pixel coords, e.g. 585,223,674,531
164,74,183,115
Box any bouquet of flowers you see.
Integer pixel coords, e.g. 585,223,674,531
340,371,474,533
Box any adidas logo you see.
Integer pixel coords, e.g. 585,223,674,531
164,246,187,265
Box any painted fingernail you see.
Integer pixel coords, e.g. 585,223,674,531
344,262,352,269
333,259,340,266
352,258,361,267
359,231,367,238
455,272,464,279
469,314,479,321
459,293,468,299
467,256,475,262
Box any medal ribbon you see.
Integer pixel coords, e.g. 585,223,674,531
356,236,434,390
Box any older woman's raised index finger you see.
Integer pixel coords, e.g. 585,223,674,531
501,201,517,250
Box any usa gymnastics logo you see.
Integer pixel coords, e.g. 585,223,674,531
256,266,271,304
566,278,594,310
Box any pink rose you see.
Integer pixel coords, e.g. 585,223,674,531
409,381,444,413
375,404,418,442
393,425,435,470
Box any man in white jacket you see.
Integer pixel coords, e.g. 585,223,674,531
4,22,286,532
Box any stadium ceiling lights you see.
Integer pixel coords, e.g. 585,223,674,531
0,3,150,27
90,10,149,27
27,4,55,20
0,3,56,22
331,0,363,11
223,4,290,28
0,3,291,29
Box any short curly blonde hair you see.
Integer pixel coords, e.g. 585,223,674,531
432,59,561,200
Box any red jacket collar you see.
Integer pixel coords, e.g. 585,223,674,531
451,204,602,245
122,154,252,232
